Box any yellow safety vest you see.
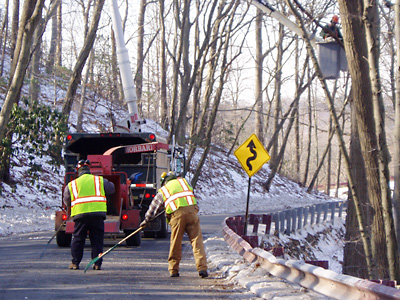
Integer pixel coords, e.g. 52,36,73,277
68,174,107,217
160,178,197,214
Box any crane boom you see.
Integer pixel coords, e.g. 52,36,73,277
251,0,319,48
110,0,142,132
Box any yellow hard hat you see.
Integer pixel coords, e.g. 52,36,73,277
160,171,176,186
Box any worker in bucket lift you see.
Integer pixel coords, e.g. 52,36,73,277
140,171,208,278
63,160,115,271
320,15,343,42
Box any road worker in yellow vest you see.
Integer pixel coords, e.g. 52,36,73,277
63,159,115,271
140,171,208,278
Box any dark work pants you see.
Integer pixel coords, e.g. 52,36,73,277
71,216,104,267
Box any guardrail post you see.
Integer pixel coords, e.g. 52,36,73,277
323,203,329,222
286,211,292,235
310,206,315,225
330,202,336,224
249,214,259,235
297,207,303,230
338,201,344,218
316,204,322,224
272,213,280,237
303,207,309,227
262,214,272,235
280,212,285,234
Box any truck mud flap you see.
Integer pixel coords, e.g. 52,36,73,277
65,220,120,234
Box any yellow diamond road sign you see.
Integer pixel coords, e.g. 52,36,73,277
234,134,270,177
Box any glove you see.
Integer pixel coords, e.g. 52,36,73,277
140,219,148,228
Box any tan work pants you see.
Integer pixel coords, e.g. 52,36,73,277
168,205,207,274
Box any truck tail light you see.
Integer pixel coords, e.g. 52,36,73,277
145,193,150,198
62,214,68,221
122,214,128,220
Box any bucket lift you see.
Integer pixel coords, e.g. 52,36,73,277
251,0,347,79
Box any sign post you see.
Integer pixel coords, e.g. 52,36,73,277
234,134,270,235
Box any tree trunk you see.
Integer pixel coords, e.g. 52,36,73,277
363,0,399,280
135,0,145,118
159,0,168,130
338,0,390,279
10,0,19,63
61,0,105,119
394,0,400,259
76,49,94,132
55,1,62,67
191,0,239,188
46,0,59,73
287,0,375,279
0,0,9,76
302,69,312,186
343,94,370,278
269,23,284,170
255,8,263,142
29,16,45,105
0,0,45,143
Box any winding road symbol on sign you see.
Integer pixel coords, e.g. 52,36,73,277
234,134,270,177
246,140,257,171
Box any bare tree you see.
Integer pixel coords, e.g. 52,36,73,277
61,0,105,121
46,0,61,73
10,0,19,63
158,0,168,129
286,0,375,279
393,0,400,257
255,8,263,142
0,0,9,76
0,0,45,143
136,0,146,118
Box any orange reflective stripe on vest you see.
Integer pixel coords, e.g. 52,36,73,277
68,174,107,217
160,178,196,214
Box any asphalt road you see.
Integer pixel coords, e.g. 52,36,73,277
0,214,238,300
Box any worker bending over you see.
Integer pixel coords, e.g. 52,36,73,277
140,172,208,278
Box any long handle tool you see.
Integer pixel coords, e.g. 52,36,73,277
39,219,67,259
84,226,143,272
84,210,165,272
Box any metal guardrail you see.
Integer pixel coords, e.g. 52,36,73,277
222,201,400,300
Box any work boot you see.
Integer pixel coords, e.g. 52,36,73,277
69,263,79,270
199,270,208,278
93,265,101,270
170,272,179,277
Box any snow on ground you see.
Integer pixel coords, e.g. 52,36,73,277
0,143,344,299
0,56,344,298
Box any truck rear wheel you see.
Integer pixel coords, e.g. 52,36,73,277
56,231,72,247
143,231,156,238
124,229,141,246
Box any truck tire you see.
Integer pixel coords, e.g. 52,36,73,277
143,231,156,238
56,231,72,247
156,218,167,238
124,229,141,246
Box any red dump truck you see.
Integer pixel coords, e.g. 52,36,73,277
54,131,184,247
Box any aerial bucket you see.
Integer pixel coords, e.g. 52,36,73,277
317,41,347,80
